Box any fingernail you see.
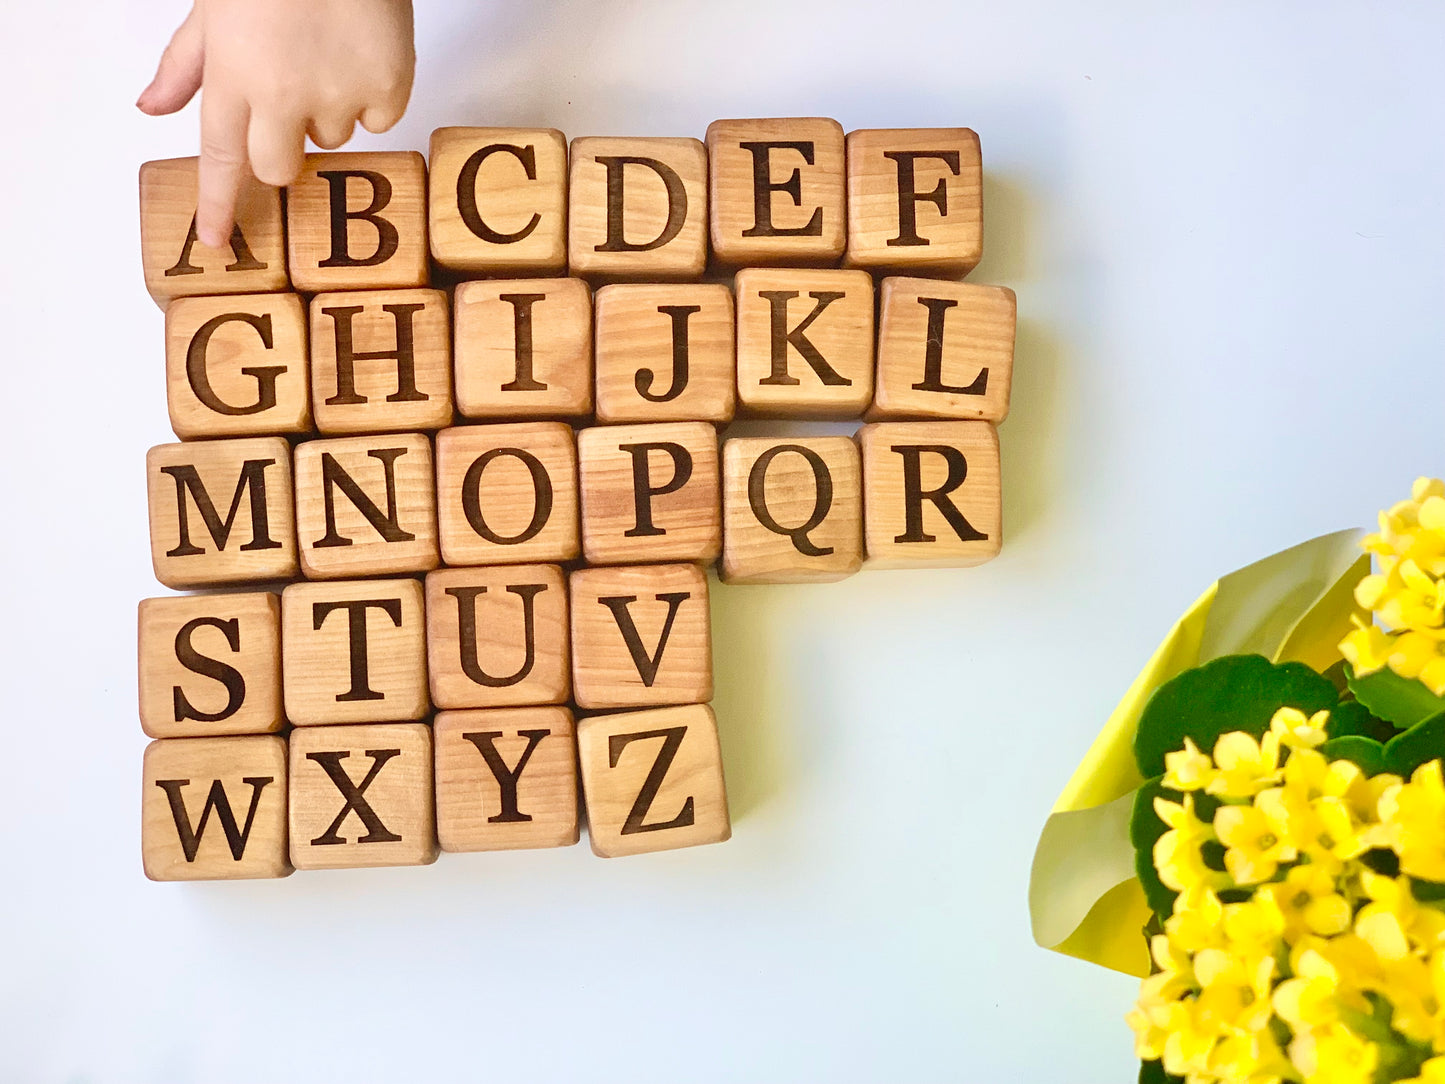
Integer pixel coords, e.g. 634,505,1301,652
198,228,225,248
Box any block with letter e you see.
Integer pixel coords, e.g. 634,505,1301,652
858,420,1001,568
289,723,437,870
287,152,428,292
569,563,712,710
435,706,579,852
142,734,290,880
147,437,298,589
577,704,730,858
140,157,287,306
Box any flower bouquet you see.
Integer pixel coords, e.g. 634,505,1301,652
1031,480,1445,1084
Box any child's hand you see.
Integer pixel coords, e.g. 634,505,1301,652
138,0,415,248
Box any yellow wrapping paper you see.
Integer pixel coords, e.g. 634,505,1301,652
1028,529,1369,977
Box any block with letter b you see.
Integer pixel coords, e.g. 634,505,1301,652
429,127,568,274
138,593,282,739
721,436,862,584
570,563,712,710
578,421,721,565
871,278,1016,422
426,565,569,710
142,735,290,881
164,293,310,439
310,288,453,434
593,283,735,424
294,432,438,580
453,278,592,420
435,706,579,852
289,723,438,870
147,437,298,589
858,420,1002,568
281,579,428,726
577,704,730,858
735,268,874,417
844,127,983,274
706,117,845,267
139,158,288,306
436,422,580,566
569,137,708,280
287,152,429,293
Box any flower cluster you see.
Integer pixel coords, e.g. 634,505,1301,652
1341,477,1445,696
1127,706,1445,1084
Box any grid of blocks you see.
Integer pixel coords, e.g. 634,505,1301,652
136,120,1015,880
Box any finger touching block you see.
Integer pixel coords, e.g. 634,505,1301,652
721,436,862,584
142,735,290,881
570,563,712,710
578,704,730,858
858,420,1002,569
435,707,580,852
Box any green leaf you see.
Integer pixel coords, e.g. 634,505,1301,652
1348,664,1445,729
1133,654,1339,779
1130,777,1178,921
1139,1060,1184,1084
1383,711,1445,777
1318,735,1388,775
1326,699,1398,743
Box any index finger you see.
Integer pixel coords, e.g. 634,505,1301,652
196,89,251,250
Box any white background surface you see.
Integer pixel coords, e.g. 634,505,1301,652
0,2,1441,1081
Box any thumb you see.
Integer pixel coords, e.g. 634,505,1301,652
137,8,204,115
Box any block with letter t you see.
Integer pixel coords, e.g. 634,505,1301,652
844,127,983,274
139,158,288,306
577,704,730,858
142,734,290,880
287,152,429,292
569,563,712,710
147,437,298,589
288,723,438,870
568,137,708,280
857,420,1002,568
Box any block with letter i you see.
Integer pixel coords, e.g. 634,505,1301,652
142,735,290,880
289,723,438,870
577,704,730,858
570,563,712,710
287,152,429,292
435,707,579,852
858,420,1001,569
147,437,298,589
721,437,862,584
140,158,288,305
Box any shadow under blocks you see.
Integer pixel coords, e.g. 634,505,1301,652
135,119,1017,879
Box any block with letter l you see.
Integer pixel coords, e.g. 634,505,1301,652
147,437,298,589
577,704,730,858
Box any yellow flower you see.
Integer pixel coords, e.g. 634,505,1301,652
1271,706,1331,752
1154,794,1226,893
1215,801,1297,884
1282,746,1361,802
1163,736,1217,792
1289,1022,1378,1084
1159,999,1219,1080
1260,863,1352,941
1210,1030,1290,1084
1165,887,1228,955
1273,947,1340,1031
1400,1055,1445,1084
1222,892,1287,955
1357,870,1445,955
1378,761,1445,882
1127,988,1186,1062
1208,730,1283,799
1341,620,1395,677
1193,946,1275,1036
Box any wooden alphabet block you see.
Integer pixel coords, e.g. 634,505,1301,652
453,278,592,420
164,293,310,439
138,593,282,739
286,152,428,293
734,268,874,417
870,278,1016,422
570,563,712,710
569,137,708,279
142,735,290,880
435,706,579,852
593,283,735,424
577,704,730,858
578,422,721,565
720,436,862,584
310,288,453,434
294,432,438,580
147,437,298,589
281,579,428,726
706,117,845,266
428,127,568,274
426,565,569,710
289,723,438,870
857,420,1002,568
844,128,983,274
139,158,288,305
435,422,580,566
